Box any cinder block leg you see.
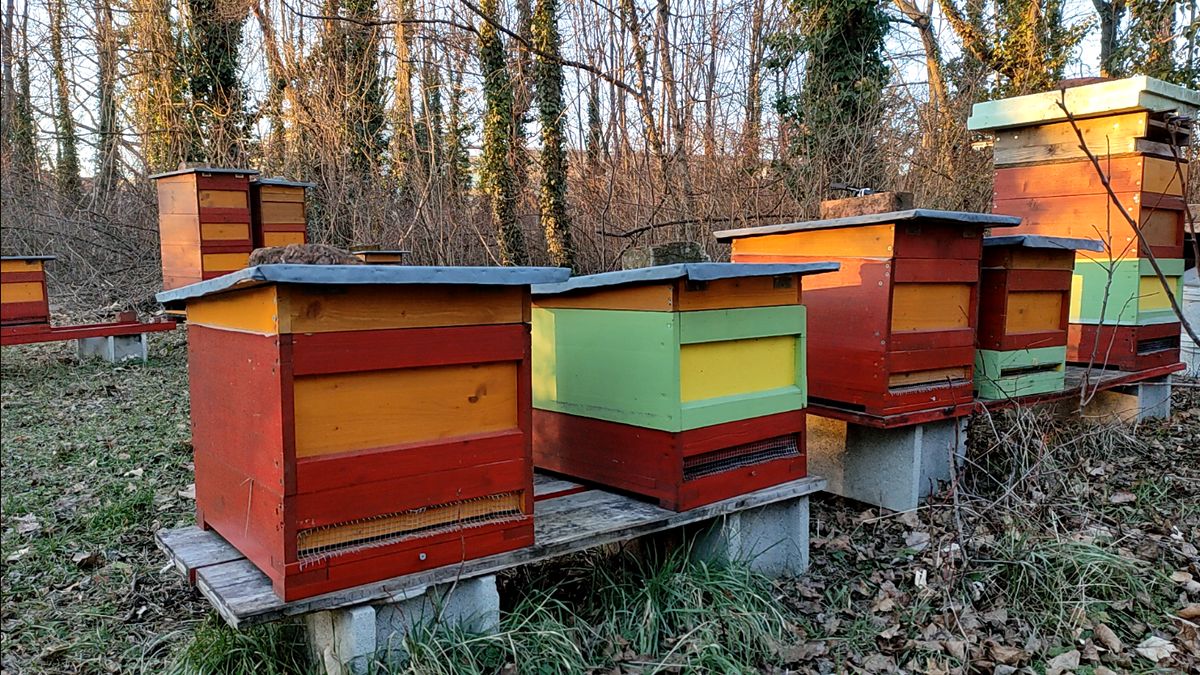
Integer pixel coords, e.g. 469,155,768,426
76,334,147,363
692,496,810,577
374,575,501,660
807,415,966,512
305,605,377,675
1078,376,1173,423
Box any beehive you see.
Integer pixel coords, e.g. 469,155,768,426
975,235,1104,400
716,210,1019,419
969,76,1199,371
353,250,409,265
156,264,569,600
531,262,838,511
152,167,259,291
0,256,54,332
250,178,312,248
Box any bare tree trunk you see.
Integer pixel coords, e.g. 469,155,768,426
894,0,948,114
742,0,764,161
95,0,121,203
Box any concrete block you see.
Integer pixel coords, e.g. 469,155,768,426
808,415,967,512
305,605,377,675
693,496,810,577
77,334,147,363
1076,377,1172,424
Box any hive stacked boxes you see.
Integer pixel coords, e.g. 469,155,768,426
0,256,54,333
715,210,1019,420
530,262,837,510
156,264,569,601
250,178,312,248
969,76,1199,371
151,167,259,291
975,235,1104,400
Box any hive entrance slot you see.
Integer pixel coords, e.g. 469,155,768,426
296,491,526,564
1137,335,1179,355
998,362,1063,378
682,435,800,482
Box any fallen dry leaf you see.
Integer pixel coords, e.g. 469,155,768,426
14,514,40,534
988,642,1028,666
1170,570,1194,584
1134,635,1176,663
6,546,30,562
1093,623,1122,653
1045,649,1080,675
1108,491,1136,504
178,483,196,500
1179,604,1200,620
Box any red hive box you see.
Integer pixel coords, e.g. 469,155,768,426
156,264,569,600
152,167,258,291
716,210,1019,421
1,256,54,333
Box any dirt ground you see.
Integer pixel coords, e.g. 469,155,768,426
1,330,1197,674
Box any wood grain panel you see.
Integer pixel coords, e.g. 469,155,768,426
292,362,519,457
202,252,250,273
263,232,306,247
730,224,895,258
185,285,280,334
201,222,251,241
1004,291,1063,333
0,260,45,273
280,284,526,333
258,186,305,202
0,281,44,303
888,367,968,388
199,189,248,209
891,283,971,332
675,274,801,311
156,176,198,215
534,283,674,311
992,112,1148,166
261,201,305,223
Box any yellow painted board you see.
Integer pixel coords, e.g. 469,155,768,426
1004,291,1063,333
1138,275,1177,311
259,186,305,202
263,232,307,247
261,201,305,224
202,252,250,273
676,275,800,311
292,362,519,458
279,285,526,333
1070,274,1084,319
0,260,43,273
0,281,44,303
201,222,251,241
198,189,248,209
1142,156,1187,196
889,367,968,388
891,283,972,332
679,336,796,402
731,224,895,258
184,285,280,334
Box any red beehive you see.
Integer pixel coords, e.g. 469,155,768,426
156,264,569,600
716,210,1019,421
0,256,54,333
152,167,258,291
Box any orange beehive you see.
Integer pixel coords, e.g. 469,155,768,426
156,264,568,601
716,209,1019,421
250,178,312,248
152,167,258,291
0,256,54,332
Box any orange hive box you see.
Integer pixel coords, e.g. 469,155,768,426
715,209,1020,422
156,263,570,601
0,255,54,334
151,167,259,291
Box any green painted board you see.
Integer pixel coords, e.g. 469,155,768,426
975,347,1067,400
967,76,1200,131
1070,258,1184,326
532,305,809,432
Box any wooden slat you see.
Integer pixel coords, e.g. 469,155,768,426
534,283,675,311
155,527,246,584
890,283,972,332
675,275,801,311
178,475,825,627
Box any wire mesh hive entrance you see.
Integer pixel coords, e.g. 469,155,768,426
1138,335,1180,355
297,491,526,564
683,435,801,482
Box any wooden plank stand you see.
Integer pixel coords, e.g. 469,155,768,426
531,262,838,511
156,264,569,602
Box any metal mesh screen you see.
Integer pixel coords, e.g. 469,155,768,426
682,435,800,482
297,491,525,564
1137,336,1179,355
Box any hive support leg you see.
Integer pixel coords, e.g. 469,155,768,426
691,496,810,577
1076,376,1173,424
807,415,968,512
306,575,501,675
76,334,147,364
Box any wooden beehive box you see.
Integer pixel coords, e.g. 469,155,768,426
969,76,1198,371
1,255,54,332
156,264,569,601
716,210,1020,420
250,178,312,248
531,262,838,511
152,167,259,291
975,235,1103,400
353,250,409,265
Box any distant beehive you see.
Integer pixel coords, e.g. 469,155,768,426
353,250,409,265
716,210,1019,420
531,262,837,511
969,76,1198,371
156,264,569,601
250,178,312,248
975,235,1103,400
152,167,259,291
0,256,54,331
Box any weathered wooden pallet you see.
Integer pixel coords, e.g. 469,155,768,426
973,362,1184,412
157,472,825,628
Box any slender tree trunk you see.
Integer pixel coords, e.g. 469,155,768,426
534,0,576,269
743,0,765,161
50,0,82,203
95,0,121,203
479,0,529,264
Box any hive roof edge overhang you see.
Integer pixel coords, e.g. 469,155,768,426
351,250,412,255
148,167,261,180
967,75,1200,131
713,209,1021,242
983,234,1106,252
253,177,316,188
1,255,57,262
531,261,841,295
155,264,572,305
